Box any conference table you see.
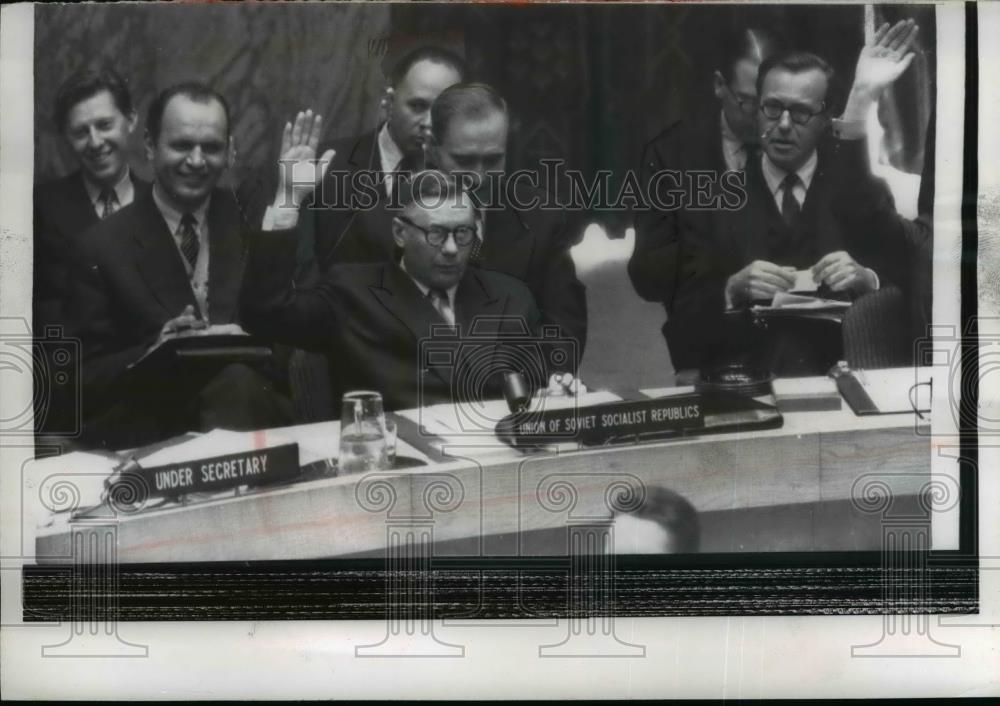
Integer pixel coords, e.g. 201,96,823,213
30,377,932,564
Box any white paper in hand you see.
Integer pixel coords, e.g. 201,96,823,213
792,269,819,292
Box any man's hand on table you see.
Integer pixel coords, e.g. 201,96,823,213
546,372,587,397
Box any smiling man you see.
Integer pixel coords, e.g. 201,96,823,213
69,83,292,449
34,67,150,335
667,50,902,375
243,170,549,412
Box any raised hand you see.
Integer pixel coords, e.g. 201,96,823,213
274,109,336,209
852,20,919,100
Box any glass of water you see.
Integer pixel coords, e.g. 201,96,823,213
338,391,389,474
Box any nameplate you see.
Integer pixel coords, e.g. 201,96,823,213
112,443,301,501
496,395,705,448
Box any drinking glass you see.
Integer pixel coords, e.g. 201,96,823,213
338,391,389,473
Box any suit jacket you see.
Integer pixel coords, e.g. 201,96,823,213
241,230,545,413
33,170,151,333
667,138,901,371
831,118,935,354
68,188,251,409
628,115,729,311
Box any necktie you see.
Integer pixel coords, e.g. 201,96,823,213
780,173,802,229
178,213,199,270
98,189,119,219
427,288,455,326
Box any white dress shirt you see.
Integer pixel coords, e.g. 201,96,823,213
377,123,405,199
83,168,135,218
152,184,211,320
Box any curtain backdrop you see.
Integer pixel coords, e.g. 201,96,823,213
35,2,933,233
34,3,390,188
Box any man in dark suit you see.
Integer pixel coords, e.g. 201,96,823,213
70,83,292,449
668,50,903,374
34,66,150,335
33,66,151,439
242,171,553,413
427,83,588,370
628,27,781,363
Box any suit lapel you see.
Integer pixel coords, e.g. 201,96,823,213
56,172,100,237
480,195,531,266
369,262,453,387
131,191,199,318
206,192,246,323
738,159,781,262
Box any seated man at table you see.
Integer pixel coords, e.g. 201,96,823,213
69,83,293,450
242,168,579,413
668,50,903,375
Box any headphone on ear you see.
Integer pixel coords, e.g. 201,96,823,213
380,86,394,119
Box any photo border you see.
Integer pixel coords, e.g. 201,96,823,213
13,0,980,623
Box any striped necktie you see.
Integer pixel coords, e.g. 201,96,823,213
178,213,199,270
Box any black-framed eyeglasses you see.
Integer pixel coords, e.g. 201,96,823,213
724,83,758,115
398,216,477,248
760,99,826,125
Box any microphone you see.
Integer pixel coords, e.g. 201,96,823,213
502,371,532,414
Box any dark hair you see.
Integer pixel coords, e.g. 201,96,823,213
54,65,134,133
430,82,508,144
755,50,839,113
145,82,231,143
396,169,471,212
389,45,467,88
616,486,700,553
718,26,783,82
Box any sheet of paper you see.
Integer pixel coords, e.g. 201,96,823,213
766,292,852,310
792,269,819,292
855,366,933,413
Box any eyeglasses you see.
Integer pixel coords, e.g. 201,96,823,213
724,83,758,115
398,216,477,248
760,99,826,125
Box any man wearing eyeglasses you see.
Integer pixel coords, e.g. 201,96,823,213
668,49,903,374
243,166,554,413
629,26,782,370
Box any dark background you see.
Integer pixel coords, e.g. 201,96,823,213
35,2,935,237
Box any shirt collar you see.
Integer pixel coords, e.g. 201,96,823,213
377,123,405,175
398,257,458,307
152,182,210,235
83,168,134,208
760,149,818,196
